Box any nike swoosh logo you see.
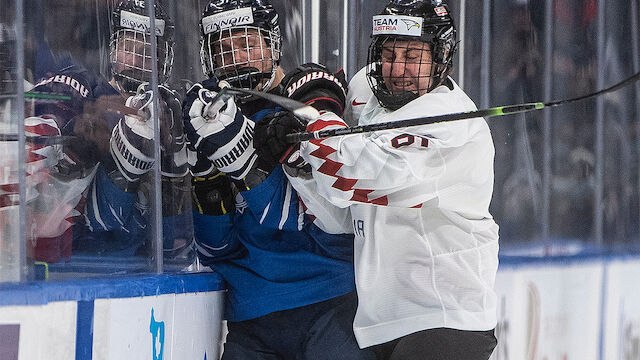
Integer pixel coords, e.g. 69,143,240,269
352,99,367,106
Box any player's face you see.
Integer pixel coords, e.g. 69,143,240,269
212,28,273,86
111,31,154,83
380,40,433,96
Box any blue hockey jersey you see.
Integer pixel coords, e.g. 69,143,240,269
193,101,356,322
26,55,190,261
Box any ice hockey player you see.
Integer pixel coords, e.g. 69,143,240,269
255,0,500,359
73,0,191,259
17,0,190,262
183,0,374,358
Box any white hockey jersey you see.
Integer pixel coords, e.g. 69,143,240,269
290,76,499,348
343,67,373,127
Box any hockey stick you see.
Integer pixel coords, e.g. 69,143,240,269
0,134,76,145
208,85,320,122
285,70,640,143
24,92,72,101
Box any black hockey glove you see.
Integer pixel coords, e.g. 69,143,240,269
281,63,348,116
254,111,310,174
192,168,236,216
155,84,189,180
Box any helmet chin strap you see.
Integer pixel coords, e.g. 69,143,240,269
219,66,276,92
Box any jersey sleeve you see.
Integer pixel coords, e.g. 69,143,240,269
193,211,246,266
285,168,353,235
239,166,305,232
83,166,143,233
300,100,494,209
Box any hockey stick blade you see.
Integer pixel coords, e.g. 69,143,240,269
286,70,640,143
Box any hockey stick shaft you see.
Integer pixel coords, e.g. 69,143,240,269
286,70,640,143
24,92,72,101
207,86,320,122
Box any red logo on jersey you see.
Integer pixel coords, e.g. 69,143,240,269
351,98,367,106
434,6,448,16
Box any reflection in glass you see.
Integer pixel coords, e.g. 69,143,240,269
13,0,196,280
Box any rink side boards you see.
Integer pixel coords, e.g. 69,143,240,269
1,254,639,360
0,272,225,360
491,253,640,360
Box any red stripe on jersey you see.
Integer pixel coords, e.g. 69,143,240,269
297,196,318,224
370,195,388,206
0,183,19,193
309,143,337,159
411,204,423,209
25,123,60,136
350,189,373,202
0,193,19,208
26,144,48,163
332,177,357,191
318,158,343,176
349,189,388,205
306,119,347,132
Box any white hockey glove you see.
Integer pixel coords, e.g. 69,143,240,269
182,79,257,180
109,86,156,184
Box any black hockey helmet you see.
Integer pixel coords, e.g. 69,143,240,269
367,0,457,110
109,0,175,93
200,0,281,91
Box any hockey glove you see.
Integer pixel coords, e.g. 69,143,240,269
281,63,348,116
108,88,156,186
254,110,310,174
153,84,189,179
182,79,257,180
192,168,236,216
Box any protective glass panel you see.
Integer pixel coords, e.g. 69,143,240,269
347,0,640,252
11,0,201,281
314,0,346,72
485,1,547,244
478,0,639,251
0,1,22,282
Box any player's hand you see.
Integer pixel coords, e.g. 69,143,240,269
254,111,310,173
74,94,129,155
182,79,257,180
108,89,156,183
281,63,348,116
191,168,237,216
153,85,188,178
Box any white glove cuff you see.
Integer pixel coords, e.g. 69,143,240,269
110,122,155,182
209,117,257,180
